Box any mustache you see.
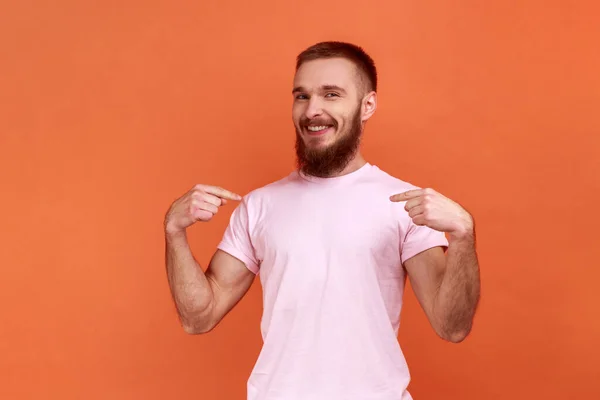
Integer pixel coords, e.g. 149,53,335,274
300,117,337,127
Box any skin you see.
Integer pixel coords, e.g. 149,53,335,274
390,189,480,342
292,57,376,176
164,57,480,342
164,185,254,334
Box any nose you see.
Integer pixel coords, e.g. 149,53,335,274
304,97,323,119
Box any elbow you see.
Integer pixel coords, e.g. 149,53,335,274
181,315,216,335
434,318,473,343
182,322,214,335
179,305,216,335
441,325,472,343
444,330,469,343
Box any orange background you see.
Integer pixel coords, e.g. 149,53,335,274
1,1,599,399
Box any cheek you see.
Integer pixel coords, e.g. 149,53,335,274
336,114,352,131
340,106,362,128
329,104,355,125
291,106,303,126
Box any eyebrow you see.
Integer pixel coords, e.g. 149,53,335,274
292,85,347,94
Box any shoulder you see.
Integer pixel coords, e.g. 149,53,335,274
364,165,426,227
240,169,301,208
366,165,423,194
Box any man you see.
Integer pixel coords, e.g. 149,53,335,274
164,41,480,400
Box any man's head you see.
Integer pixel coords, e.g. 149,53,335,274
292,41,378,177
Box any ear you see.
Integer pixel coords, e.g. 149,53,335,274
361,91,377,122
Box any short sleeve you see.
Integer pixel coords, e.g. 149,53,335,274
217,199,260,274
400,219,449,264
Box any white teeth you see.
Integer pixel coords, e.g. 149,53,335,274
307,126,329,132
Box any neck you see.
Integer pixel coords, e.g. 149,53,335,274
325,152,367,178
343,152,367,174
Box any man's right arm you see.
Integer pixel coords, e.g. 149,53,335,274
164,184,255,334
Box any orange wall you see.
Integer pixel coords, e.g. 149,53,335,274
1,1,599,399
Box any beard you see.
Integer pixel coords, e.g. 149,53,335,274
295,109,363,178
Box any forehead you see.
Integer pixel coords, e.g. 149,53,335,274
293,57,361,92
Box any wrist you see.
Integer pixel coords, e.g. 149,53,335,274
449,229,474,243
164,221,186,239
449,216,475,242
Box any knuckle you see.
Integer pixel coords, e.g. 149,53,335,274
191,199,204,210
196,191,209,201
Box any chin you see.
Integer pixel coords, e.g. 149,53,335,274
305,137,335,150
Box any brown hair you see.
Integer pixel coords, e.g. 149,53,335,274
295,41,378,93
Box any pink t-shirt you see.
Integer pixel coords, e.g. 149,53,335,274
217,163,448,400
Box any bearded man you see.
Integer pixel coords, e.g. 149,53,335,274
164,41,481,400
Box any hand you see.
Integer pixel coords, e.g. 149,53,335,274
389,188,473,239
164,184,242,235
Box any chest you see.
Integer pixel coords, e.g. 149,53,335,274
250,192,403,280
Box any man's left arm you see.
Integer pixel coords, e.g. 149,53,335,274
390,188,481,343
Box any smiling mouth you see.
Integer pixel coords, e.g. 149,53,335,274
305,125,334,135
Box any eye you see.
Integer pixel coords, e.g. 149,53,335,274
295,94,308,100
325,92,340,98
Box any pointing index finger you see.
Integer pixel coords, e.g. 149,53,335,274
204,185,243,201
389,189,423,202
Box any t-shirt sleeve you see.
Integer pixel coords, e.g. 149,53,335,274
216,199,260,274
400,218,449,264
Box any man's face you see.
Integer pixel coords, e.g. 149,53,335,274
292,57,375,177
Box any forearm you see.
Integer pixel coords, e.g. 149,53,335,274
165,230,215,333
432,231,480,342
